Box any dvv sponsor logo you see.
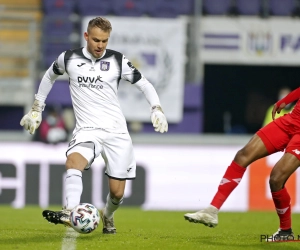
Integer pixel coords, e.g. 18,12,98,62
78,75,103,83
78,75,103,90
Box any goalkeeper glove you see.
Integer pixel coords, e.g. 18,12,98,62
151,105,168,133
20,100,46,135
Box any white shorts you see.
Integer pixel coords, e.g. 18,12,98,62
66,129,136,180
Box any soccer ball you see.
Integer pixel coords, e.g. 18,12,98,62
70,203,100,234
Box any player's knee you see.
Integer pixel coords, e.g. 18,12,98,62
110,191,124,201
235,149,245,159
269,173,285,191
65,158,75,170
234,148,249,166
65,157,81,170
65,153,88,171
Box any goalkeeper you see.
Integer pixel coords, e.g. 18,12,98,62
184,86,300,241
20,16,168,234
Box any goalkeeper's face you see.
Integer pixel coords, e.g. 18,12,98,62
84,27,110,58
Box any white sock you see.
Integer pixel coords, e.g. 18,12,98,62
104,193,123,219
65,169,83,210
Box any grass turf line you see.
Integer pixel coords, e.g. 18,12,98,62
0,205,300,250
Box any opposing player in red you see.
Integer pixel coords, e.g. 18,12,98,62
184,87,300,240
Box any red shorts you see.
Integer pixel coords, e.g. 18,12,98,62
257,114,300,160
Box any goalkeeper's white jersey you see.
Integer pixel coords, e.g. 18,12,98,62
53,47,147,134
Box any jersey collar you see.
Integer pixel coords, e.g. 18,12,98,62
82,47,106,62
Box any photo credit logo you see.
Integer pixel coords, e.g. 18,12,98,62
260,234,300,242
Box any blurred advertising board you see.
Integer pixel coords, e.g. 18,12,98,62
81,16,187,123
201,17,300,65
0,142,299,212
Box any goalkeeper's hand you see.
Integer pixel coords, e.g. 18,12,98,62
151,105,168,133
20,100,45,135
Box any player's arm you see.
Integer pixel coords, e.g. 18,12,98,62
272,87,300,120
121,56,168,133
134,77,168,133
20,53,66,134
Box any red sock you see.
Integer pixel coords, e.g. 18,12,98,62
271,187,291,230
211,161,246,209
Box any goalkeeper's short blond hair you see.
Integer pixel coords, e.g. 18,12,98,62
87,17,112,33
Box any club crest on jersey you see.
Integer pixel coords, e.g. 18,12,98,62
100,61,110,71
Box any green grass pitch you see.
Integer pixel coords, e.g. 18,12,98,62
1,205,300,250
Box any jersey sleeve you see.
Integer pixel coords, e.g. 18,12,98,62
35,52,66,103
121,55,142,84
134,77,161,107
121,55,161,107
52,51,66,75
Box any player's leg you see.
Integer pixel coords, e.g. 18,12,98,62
43,139,97,227
185,121,289,227
100,179,126,234
268,137,300,240
184,134,269,227
42,151,88,227
64,151,89,209
100,132,136,234
211,134,269,208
